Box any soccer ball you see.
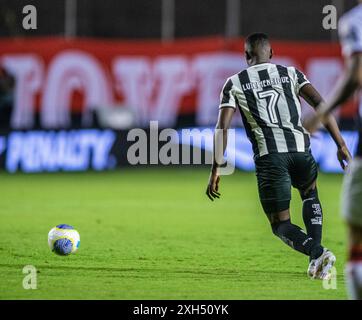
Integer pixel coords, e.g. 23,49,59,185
48,224,80,255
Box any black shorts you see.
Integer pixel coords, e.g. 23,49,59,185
255,151,318,214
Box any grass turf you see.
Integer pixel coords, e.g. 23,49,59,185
0,168,347,299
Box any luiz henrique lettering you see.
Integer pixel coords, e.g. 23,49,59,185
241,76,290,91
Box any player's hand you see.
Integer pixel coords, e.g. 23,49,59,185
337,145,352,171
206,169,220,201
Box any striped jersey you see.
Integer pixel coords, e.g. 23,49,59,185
338,3,362,157
219,63,311,159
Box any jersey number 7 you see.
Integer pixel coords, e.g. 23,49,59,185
257,89,280,124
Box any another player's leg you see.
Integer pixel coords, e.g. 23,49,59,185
342,159,362,299
345,224,362,299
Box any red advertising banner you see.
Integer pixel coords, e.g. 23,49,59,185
0,37,357,129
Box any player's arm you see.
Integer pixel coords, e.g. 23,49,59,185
300,83,352,169
313,54,362,124
206,107,235,201
305,11,362,132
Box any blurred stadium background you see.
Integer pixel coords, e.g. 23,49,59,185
0,0,360,173
0,0,359,299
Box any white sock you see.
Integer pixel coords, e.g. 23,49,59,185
345,262,362,300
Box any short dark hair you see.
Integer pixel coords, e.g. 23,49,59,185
245,32,269,49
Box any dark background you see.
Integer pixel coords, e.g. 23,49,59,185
0,0,358,40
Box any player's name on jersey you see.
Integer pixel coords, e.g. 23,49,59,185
241,76,290,91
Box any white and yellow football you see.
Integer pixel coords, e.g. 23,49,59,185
48,224,80,255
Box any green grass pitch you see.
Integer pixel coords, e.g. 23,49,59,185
0,168,348,299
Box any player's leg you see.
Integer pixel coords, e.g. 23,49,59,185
266,209,324,259
299,180,328,278
255,153,323,259
290,152,323,246
342,159,362,299
291,151,335,279
346,224,362,299
299,180,323,247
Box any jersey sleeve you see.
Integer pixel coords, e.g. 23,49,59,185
338,15,362,57
293,68,310,93
219,78,236,109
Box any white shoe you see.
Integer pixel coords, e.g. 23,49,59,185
307,260,317,278
309,248,336,280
